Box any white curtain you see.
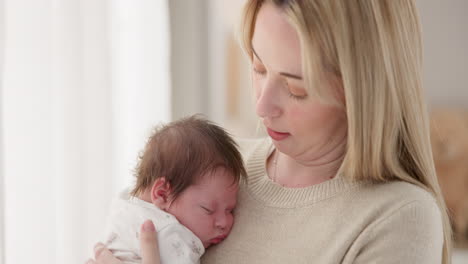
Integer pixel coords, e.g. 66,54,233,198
0,0,170,263
0,0,5,262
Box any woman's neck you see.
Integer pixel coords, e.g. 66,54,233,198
269,136,346,188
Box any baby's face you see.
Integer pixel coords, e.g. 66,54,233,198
166,167,239,248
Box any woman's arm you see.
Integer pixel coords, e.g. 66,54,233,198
86,220,161,264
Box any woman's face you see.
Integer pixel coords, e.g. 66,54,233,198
251,2,347,162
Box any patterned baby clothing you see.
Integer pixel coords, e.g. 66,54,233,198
103,189,205,264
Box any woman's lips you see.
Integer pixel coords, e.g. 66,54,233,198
267,128,290,141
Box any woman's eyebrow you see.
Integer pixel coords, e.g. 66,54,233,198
252,47,303,80
279,71,302,80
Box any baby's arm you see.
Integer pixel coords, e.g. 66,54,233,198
158,224,205,264
88,220,161,264
102,236,142,263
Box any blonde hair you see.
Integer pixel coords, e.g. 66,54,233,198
240,0,452,262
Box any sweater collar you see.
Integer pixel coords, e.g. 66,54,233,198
243,138,362,208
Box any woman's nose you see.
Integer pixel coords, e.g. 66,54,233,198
255,78,282,118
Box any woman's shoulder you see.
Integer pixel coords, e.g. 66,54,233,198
364,180,437,205
348,181,444,262
354,180,442,227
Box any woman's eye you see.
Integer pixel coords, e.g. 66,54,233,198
284,80,308,100
288,91,307,100
252,66,266,76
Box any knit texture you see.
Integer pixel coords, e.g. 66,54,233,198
201,137,443,264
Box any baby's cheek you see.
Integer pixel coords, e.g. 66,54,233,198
227,215,235,231
204,216,217,232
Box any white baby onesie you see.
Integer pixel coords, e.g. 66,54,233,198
103,190,205,264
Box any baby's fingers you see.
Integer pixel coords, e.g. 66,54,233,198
94,243,122,264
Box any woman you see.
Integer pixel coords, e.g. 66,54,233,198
90,0,452,263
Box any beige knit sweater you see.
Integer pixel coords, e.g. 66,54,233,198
201,138,443,264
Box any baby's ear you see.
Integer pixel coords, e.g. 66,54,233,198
150,178,172,210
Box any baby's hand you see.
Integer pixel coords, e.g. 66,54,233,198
85,243,121,264
86,220,160,264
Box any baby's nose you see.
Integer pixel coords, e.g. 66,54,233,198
215,215,227,230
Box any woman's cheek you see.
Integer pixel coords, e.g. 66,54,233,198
253,79,262,100
288,106,307,125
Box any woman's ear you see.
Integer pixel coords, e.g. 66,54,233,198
150,178,172,210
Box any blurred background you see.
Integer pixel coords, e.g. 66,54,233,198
0,0,467,263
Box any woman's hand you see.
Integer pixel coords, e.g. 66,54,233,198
139,220,161,264
86,220,160,264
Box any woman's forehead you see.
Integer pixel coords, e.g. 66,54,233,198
251,2,302,76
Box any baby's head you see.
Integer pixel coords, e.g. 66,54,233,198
131,115,247,248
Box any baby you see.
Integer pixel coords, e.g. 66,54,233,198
102,115,246,264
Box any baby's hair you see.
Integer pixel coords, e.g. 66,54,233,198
131,115,247,200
